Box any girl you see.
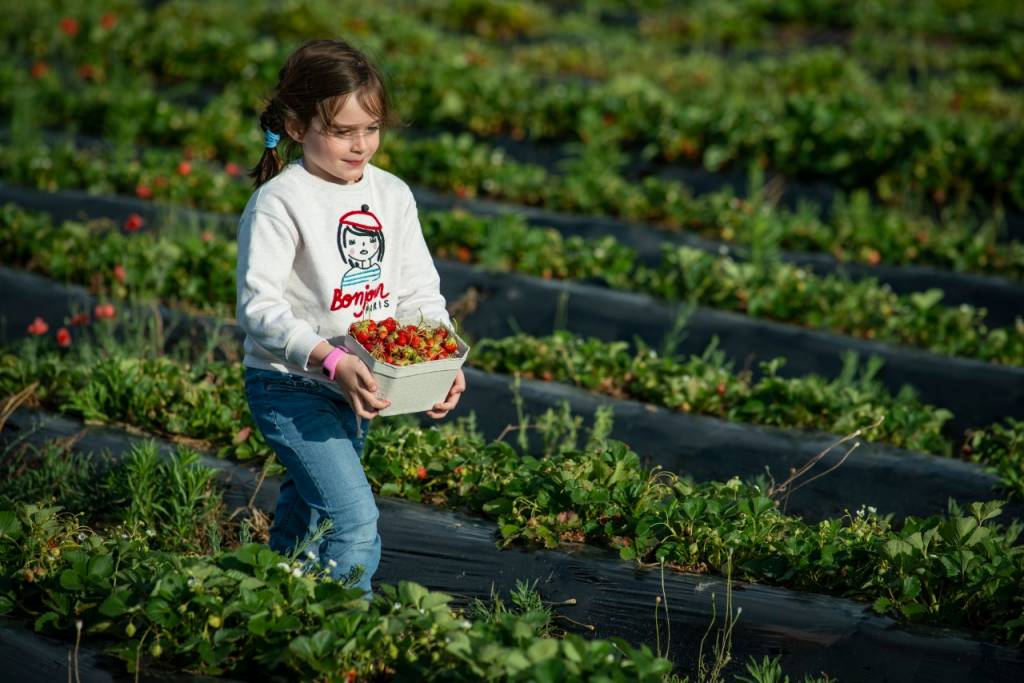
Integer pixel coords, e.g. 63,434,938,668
237,39,466,598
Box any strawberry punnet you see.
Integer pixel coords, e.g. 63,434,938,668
348,317,459,366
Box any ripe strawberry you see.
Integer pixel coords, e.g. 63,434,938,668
382,318,397,333
397,331,409,346
416,466,427,480
27,317,49,336
444,338,458,353
55,327,72,348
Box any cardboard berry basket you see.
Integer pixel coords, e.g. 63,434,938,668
329,319,470,417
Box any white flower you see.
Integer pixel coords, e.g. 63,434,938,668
291,567,303,578
393,602,402,611
327,559,337,568
145,528,156,537
867,506,877,515
605,654,614,664
460,620,471,629
76,533,86,541
276,562,290,572
187,577,197,588
305,550,316,561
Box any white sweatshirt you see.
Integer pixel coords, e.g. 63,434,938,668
236,159,451,391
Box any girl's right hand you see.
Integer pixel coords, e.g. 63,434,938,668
333,354,390,419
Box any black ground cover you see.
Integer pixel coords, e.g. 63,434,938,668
1,265,1018,526
0,614,236,683
434,262,1024,437
4,408,1023,682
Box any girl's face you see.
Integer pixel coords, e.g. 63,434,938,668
345,231,380,262
290,93,380,185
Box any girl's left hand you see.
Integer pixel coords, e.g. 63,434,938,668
427,369,466,419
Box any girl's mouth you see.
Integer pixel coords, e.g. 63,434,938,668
344,159,364,168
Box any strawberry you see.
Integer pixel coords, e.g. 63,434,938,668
444,338,458,353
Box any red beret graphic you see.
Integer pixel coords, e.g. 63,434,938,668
339,204,382,231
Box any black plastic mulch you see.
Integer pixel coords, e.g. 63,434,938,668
4,408,1023,682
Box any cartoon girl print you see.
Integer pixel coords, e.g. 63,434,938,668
338,204,385,291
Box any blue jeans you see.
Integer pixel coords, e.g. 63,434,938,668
244,368,379,598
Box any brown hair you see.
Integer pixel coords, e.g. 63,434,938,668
250,39,397,187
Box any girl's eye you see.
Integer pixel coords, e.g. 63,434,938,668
348,239,355,246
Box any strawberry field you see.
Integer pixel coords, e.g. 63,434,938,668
1,1,1023,681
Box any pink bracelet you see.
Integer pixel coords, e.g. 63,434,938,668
320,346,350,381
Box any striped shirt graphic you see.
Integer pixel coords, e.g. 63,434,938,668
341,264,382,289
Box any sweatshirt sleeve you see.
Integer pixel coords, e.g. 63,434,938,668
236,208,325,370
394,195,452,329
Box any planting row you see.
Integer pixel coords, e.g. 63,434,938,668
13,414,1020,682
1,323,1022,647
1,202,1022,488
7,0,1024,212
0,441,677,681
2,202,1022,367
6,259,1020,529
4,118,1024,283
4,227,1023,500
5,258,1022,525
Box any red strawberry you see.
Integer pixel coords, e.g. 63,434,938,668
444,338,458,353
55,327,72,348
59,17,79,37
27,317,49,336
124,213,144,232
397,331,409,346
416,466,427,480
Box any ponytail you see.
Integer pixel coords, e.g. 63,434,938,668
250,99,288,187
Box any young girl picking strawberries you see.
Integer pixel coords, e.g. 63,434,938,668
237,39,466,598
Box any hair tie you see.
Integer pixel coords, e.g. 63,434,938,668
264,130,281,149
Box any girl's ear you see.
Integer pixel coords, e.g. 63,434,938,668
283,118,306,144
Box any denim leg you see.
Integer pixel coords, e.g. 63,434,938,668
245,370,380,598
267,473,318,558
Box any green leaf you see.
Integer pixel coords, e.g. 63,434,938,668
99,591,130,617
901,576,922,600
59,570,83,591
0,511,22,540
398,581,429,608
87,554,115,582
527,639,559,662
34,612,60,631
872,597,892,614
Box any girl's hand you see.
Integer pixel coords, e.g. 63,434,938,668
334,354,390,419
426,369,466,419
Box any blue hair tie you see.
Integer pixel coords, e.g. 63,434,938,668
264,130,281,149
